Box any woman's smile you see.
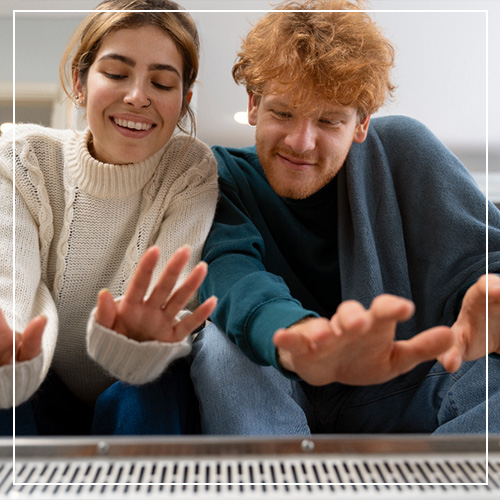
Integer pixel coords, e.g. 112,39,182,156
78,25,185,165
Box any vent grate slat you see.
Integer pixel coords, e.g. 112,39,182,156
0,455,498,499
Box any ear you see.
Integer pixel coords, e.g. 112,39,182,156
353,115,371,144
179,90,193,118
72,70,85,104
247,92,260,126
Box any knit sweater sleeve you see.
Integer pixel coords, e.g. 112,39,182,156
0,129,59,408
86,136,218,385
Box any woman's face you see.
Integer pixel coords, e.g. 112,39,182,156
77,25,186,165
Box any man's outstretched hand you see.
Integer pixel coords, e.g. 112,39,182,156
273,294,454,386
439,273,500,372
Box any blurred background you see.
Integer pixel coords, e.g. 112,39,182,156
1,0,499,204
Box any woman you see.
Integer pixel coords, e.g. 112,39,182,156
0,0,218,435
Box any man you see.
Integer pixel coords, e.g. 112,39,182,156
191,0,500,434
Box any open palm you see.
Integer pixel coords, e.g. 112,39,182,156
0,309,45,366
95,245,217,343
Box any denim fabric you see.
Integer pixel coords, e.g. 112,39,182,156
91,357,201,435
301,358,494,434
191,324,499,435
0,357,199,436
191,323,310,435
0,369,94,436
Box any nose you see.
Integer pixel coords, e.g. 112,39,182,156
124,79,150,108
284,119,317,154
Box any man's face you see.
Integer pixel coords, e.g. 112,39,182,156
248,86,370,199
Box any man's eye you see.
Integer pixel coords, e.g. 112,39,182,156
273,110,291,119
320,119,341,127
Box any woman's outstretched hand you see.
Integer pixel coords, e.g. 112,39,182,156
0,309,45,366
95,245,217,343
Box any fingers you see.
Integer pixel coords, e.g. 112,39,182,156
437,344,463,373
370,294,415,323
392,326,455,375
273,328,312,373
333,295,415,337
459,273,500,315
331,300,369,335
95,289,116,330
0,310,46,365
17,315,46,362
274,317,332,352
146,245,192,309
273,328,311,356
113,246,215,343
170,296,218,342
0,309,13,353
488,274,500,354
0,309,8,329
123,244,196,312
0,308,14,365
123,246,162,305
161,260,208,323
474,273,500,298
488,274,500,297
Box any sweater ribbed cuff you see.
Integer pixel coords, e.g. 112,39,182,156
0,353,44,409
86,314,192,385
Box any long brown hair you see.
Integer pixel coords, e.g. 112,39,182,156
60,0,199,135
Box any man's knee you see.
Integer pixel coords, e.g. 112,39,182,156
192,323,254,371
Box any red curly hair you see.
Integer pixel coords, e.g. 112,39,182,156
232,0,396,117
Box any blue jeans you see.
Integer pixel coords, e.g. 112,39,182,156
0,357,200,436
191,323,499,435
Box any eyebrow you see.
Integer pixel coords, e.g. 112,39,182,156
267,97,352,120
320,110,351,120
97,53,182,80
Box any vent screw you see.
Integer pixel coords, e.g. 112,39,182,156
97,441,110,456
301,439,315,452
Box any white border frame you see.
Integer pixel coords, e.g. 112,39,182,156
10,5,491,488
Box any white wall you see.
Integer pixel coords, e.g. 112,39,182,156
1,0,499,179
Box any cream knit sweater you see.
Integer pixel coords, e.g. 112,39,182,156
0,124,218,408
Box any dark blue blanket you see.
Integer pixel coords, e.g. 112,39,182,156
338,116,500,340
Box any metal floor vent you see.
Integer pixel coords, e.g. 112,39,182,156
0,435,499,499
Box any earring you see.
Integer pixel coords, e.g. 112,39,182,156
73,94,82,109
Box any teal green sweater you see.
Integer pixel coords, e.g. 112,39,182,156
201,116,500,372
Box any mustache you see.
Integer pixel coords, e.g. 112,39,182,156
274,148,318,164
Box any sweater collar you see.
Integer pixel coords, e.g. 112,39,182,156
281,175,338,207
65,129,166,198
